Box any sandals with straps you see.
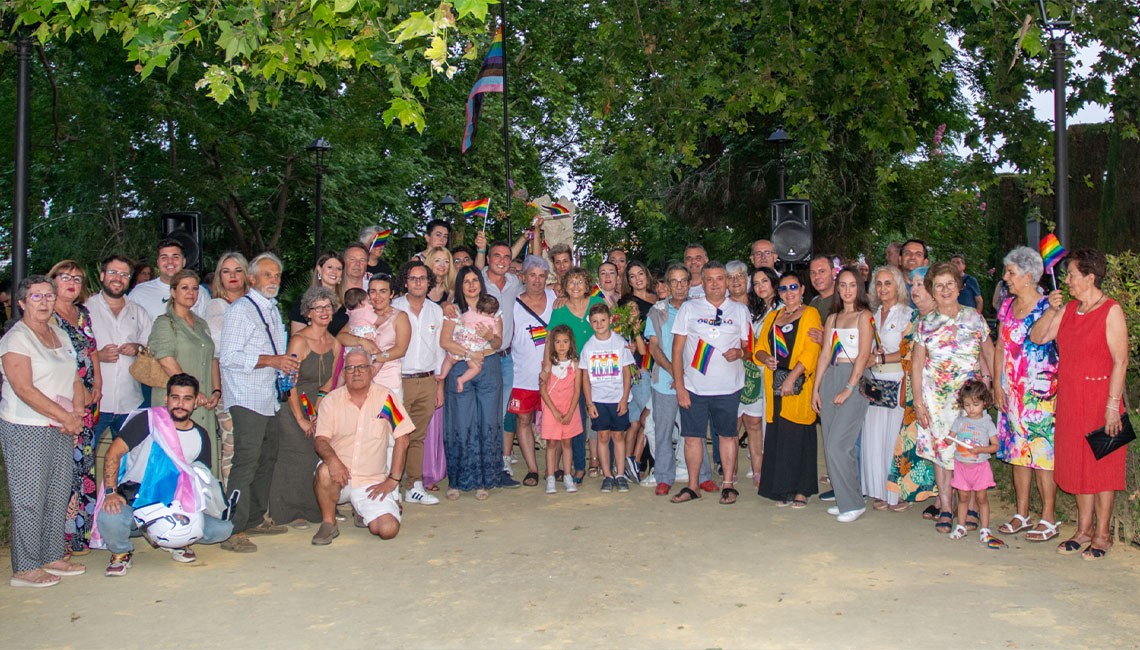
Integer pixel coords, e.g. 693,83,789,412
998,513,1034,535
1024,519,1061,542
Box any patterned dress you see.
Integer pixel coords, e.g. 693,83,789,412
54,307,97,552
915,307,989,470
886,314,937,502
996,296,1058,469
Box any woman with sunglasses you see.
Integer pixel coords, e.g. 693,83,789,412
754,272,822,508
0,276,87,586
48,261,101,556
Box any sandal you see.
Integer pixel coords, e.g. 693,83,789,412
1024,520,1061,542
522,472,540,487
9,569,60,588
588,458,601,478
935,511,953,533
425,483,440,492
670,487,700,504
775,499,792,508
1057,538,1088,555
475,488,489,501
921,504,939,520
719,487,739,505
949,524,968,540
1082,545,1110,561
888,502,913,513
790,497,809,510
446,488,460,501
964,509,980,532
872,499,889,511
998,513,1033,534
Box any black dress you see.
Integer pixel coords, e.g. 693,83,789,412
268,348,332,524
757,321,819,501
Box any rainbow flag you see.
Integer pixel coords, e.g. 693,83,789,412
691,339,714,374
773,326,789,359
639,350,655,372
300,393,316,419
461,26,504,153
368,229,392,253
378,393,405,429
462,198,491,222
544,202,571,217
529,325,548,346
1039,233,1067,271
589,284,602,298
829,330,843,365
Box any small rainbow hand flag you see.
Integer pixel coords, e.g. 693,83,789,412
545,202,571,217
462,198,491,222
378,393,405,429
1039,233,1067,272
639,350,655,372
300,393,316,419
773,327,789,359
829,330,843,365
589,284,603,298
369,229,392,253
691,339,714,374
529,325,548,346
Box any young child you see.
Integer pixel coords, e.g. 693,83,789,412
344,288,375,338
540,325,583,494
947,380,1004,548
442,294,500,393
580,302,635,493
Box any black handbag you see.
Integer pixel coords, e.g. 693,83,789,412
1086,411,1135,460
859,374,900,409
773,368,804,396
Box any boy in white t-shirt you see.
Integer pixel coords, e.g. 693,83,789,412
580,302,635,493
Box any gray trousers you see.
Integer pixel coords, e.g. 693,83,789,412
819,368,870,513
0,419,72,572
227,406,281,533
651,390,711,485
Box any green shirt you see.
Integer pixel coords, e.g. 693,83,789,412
548,296,605,356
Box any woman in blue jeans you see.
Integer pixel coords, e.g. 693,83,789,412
440,267,504,500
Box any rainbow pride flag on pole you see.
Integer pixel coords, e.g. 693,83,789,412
544,202,571,217
368,229,392,254
1039,233,1067,272
691,339,714,374
463,198,491,223
300,393,316,419
829,330,842,365
378,393,406,429
461,26,504,153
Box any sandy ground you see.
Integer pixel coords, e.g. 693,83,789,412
3,455,1140,650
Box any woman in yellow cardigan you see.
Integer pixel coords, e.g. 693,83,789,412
754,271,823,507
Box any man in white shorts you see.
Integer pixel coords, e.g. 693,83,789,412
311,348,414,545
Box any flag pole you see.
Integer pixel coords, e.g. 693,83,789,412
500,2,512,241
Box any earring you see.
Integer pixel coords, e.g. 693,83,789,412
317,273,322,281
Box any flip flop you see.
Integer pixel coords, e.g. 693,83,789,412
921,504,939,520
1057,538,1087,555
670,487,700,504
719,487,739,505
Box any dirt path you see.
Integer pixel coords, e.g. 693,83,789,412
2,471,1139,649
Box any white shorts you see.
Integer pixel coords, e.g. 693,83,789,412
338,483,402,525
738,397,765,418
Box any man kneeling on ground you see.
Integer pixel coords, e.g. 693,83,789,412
311,348,414,545
98,374,233,576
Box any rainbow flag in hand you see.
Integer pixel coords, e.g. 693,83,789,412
691,339,714,374
462,198,491,222
461,26,504,153
639,350,655,372
589,284,603,298
773,326,789,359
544,202,571,217
378,393,405,429
529,325,548,346
829,330,843,365
1039,233,1067,272
368,229,392,253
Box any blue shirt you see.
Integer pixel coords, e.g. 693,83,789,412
644,300,682,395
957,274,982,309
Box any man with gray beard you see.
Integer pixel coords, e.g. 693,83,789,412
218,253,300,552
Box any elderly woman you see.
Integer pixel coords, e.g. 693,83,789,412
205,251,248,483
912,261,995,533
424,246,456,304
887,268,938,510
755,271,823,508
441,266,504,500
993,247,1060,542
1031,249,1128,560
862,266,913,511
0,276,88,587
269,287,341,528
148,270,220,440
289,252,346,335
49,260,101,555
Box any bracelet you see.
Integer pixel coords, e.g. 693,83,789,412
317,391,327,398
212,389,221,395
845,383,857,391
477,248,487,253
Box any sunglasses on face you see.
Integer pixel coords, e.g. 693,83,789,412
777,284,800,293
712,307,723,327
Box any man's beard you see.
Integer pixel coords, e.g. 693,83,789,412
103,286,126,299
169,408,192,423
257,285,280,299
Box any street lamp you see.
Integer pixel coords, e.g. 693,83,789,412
1038,0,1071,247
768,126,792,200
307,137,332,263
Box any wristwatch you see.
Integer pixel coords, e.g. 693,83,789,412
104,487,116,496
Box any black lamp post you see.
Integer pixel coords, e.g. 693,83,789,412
1039,0,1071,247
307,137,332,263
768,126,792,200
439,194,460,246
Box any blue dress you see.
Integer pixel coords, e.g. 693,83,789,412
444,353,503,491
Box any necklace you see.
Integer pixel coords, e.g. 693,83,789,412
1077,293,1106,315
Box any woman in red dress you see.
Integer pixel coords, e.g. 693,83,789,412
1031,249,1129,560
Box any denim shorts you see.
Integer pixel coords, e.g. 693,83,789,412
680,390,742,438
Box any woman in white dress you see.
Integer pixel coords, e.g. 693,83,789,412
861,266,913,511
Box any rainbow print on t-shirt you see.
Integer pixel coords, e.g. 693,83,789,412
691,339,714,374
588,352,621,378
378,393,405,429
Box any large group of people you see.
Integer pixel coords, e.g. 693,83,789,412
0,223,1132,588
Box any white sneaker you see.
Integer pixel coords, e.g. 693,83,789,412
563,477,578,493
406,483,440,505
827,506,841,516
545,476,557,494
168,547,196,563
502,456,512,472
639,475,657,487
837,508,866,523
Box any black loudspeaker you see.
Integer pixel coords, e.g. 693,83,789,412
160,212,202,270
770,200,812,263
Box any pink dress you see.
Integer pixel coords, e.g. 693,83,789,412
451,311,497,359
371,310,403,394
541,360,583,440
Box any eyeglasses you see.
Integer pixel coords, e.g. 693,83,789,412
452,259,469,265
56,273,83,284
777,284,800,293
308,304,333,312
104,270,131,279
344,364,371,373
751,251,776,257
26,292,57,303
406,275,429,282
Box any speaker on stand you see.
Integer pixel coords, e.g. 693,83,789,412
770,199,812,270
160,212,202,270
